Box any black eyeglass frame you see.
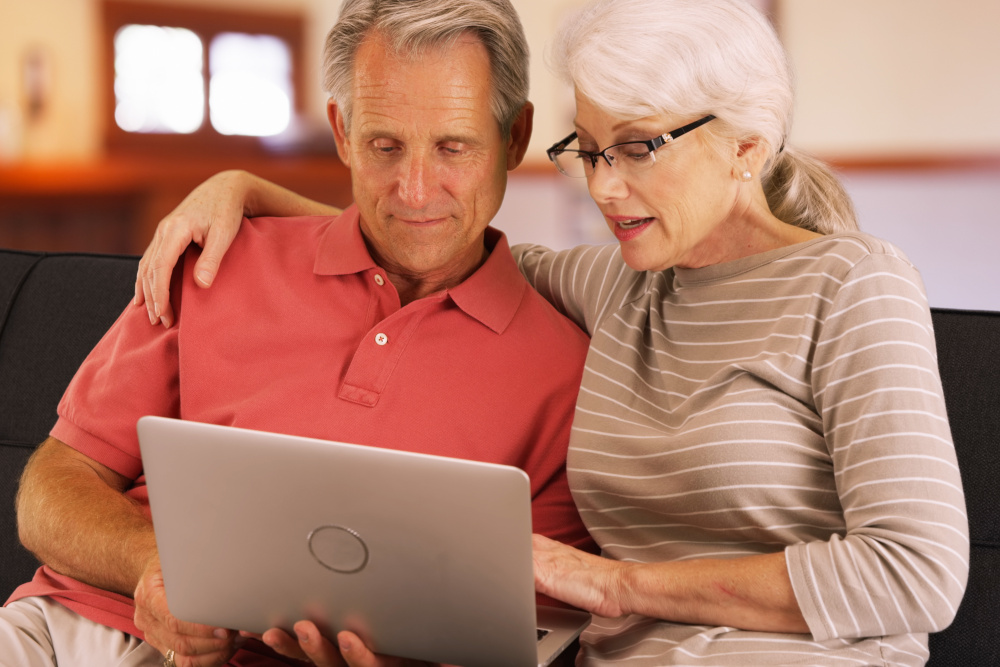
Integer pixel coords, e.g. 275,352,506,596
546,114,716,177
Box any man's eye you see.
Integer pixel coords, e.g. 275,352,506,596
371,141,400,155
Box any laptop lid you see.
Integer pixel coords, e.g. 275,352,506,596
137,416,588,667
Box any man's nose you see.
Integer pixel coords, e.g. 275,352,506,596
398,153,435,208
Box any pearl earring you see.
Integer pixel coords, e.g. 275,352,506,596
741,170,752,181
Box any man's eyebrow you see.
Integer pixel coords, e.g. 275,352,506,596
437,133,483,146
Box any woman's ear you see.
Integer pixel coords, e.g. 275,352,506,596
734,136,769,179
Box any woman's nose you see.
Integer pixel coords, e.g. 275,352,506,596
586,159,629,202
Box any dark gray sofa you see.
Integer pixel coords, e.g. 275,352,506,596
1,247,997,665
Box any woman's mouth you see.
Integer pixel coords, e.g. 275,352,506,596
618,218,651,230
610,216,654,241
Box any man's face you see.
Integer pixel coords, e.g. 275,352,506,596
329,31,531,290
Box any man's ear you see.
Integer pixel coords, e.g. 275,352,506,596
505,101,534,171
327,99,351,168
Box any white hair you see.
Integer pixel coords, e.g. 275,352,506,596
549,0,857,233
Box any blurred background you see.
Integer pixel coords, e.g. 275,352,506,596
1,0,997,309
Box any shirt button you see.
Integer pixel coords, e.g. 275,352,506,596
375,333,388,346
374,274,385,286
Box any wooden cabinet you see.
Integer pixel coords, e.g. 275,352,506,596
0,156,352,255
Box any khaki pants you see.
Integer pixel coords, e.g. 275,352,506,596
0,596,162,667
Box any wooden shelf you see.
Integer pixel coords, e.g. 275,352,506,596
0,155,352,255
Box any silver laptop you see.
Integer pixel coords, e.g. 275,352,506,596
137,416,590,667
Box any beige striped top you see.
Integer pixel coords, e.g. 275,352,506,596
513,232,968,666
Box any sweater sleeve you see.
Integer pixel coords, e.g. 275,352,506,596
511,243,636,336
786,250,969,641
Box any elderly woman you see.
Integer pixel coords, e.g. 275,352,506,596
137,0,967,664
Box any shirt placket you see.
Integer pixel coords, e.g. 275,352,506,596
339,271,443,407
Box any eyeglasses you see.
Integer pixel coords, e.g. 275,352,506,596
546,115,715,178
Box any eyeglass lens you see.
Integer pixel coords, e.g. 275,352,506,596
554,141,656,178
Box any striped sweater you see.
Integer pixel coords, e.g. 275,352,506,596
514,232,968,666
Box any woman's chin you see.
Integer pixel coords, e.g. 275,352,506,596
619,246,670,273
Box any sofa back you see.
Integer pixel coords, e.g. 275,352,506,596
1,249,138,597
0,247,997,664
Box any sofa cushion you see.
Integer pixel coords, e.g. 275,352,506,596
0,249,138,599
926,308,1000,666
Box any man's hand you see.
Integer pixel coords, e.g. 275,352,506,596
134,555,244,667
261,621,438,667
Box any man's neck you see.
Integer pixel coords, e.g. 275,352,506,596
382,242,492,307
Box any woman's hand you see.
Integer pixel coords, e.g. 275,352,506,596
135,170,252,328
534,534,809,633
260,621,438,667
532,533,631,618
134,169,342,328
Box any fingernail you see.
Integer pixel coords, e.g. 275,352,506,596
338,635,351,653
154,304,161,318
295,628,309,643
196,270,213,287
149,310,157,325
214,628,229,639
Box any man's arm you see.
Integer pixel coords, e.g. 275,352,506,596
17,437,155,594
136,170,341,328
17,437,242,666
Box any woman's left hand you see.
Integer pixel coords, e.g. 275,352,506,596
532,534,631,618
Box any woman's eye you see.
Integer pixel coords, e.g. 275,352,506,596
624,149,652,162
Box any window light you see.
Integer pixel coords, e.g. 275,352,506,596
113,24,204,134
209,33,292,137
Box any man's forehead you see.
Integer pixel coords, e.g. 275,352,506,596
348,30,497,139
351,99,490,144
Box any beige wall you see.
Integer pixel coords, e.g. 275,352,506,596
781,0,1000,157
0,0,101,161
1,0,998,164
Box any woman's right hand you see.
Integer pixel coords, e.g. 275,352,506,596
135,170,254,328
134,170,341,328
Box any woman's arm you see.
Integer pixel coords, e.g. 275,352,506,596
533,535,809,633
534,251,967,639
136,170,341,328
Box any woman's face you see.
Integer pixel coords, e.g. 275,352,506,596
574,93,747,271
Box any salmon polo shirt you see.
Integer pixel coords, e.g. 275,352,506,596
8,205,593,650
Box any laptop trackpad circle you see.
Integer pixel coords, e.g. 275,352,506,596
308,525,370,574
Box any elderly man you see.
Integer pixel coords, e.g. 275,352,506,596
3,1,592,665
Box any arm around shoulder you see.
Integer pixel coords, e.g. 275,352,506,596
137,170,342,328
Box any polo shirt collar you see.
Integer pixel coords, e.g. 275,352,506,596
313,205,525,334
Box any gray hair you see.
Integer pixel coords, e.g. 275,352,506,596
323,0,530,138
550,0,858,233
